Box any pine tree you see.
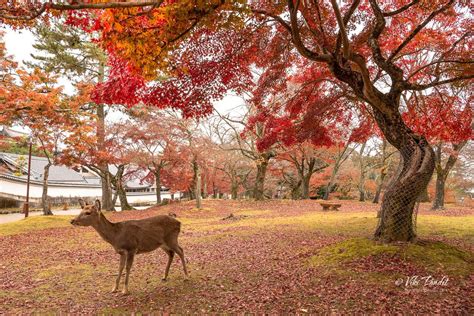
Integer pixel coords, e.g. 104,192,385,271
28,22,117,211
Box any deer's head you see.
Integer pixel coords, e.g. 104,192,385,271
70,199,101,226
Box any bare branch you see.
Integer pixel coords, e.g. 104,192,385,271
383,0,420,17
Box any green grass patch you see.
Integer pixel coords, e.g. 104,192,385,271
0,215,73,236
417,215,474,241
309,238,473,277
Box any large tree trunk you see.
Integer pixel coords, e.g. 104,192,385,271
373,112,435,242
373,167,388,205
372,179,384,204
432,171,446,210
96,63,114,212
301,175,310,199
41,162,53,216
253,159,268,201
101,171,114,211
96,102,114,211
116,175,133,211
109,166,132,211
117,184,133,210
231,177,238,200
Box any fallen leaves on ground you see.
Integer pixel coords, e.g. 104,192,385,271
0,200,472,313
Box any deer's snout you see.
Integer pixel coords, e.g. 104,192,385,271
70,219,76,225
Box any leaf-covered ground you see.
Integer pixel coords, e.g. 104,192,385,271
0,200,473,314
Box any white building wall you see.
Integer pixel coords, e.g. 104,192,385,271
125,192,182,205
0,178,102,199
1,177,182,205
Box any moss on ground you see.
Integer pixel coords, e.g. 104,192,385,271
309,238,473,277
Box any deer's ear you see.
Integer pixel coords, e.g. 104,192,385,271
79,199,86,209
94,199,101,212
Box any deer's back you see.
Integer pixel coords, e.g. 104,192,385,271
114,215,181,254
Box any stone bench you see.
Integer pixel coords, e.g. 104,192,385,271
319,202,342,211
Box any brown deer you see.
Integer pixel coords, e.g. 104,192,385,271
70,199,188,294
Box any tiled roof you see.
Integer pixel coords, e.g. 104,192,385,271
0,152,99,184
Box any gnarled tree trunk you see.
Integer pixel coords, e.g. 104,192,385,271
373,111,435,242
96,63,114,211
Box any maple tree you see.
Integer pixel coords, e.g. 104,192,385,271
278,143,330,199
215,103,279,200
212,149,251,199
122,109,182,204
175,118,210,208
102,121,138,211
3,1,473,242
0,49,86,215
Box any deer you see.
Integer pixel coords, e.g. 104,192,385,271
70,199,188,294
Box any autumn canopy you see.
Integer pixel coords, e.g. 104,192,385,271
1,0,473,242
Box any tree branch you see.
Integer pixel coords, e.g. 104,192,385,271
367,0,404,85
330,0,355,59
406,74,474,91
383,0,420,17
286,0,332,63
388,0,455,61
335,0,360,57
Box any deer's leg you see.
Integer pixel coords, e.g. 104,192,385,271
162,250,174,282
112,254,126,293
122,252,135,295
172,245,188,279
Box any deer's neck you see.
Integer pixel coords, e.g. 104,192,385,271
92,213,117,245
